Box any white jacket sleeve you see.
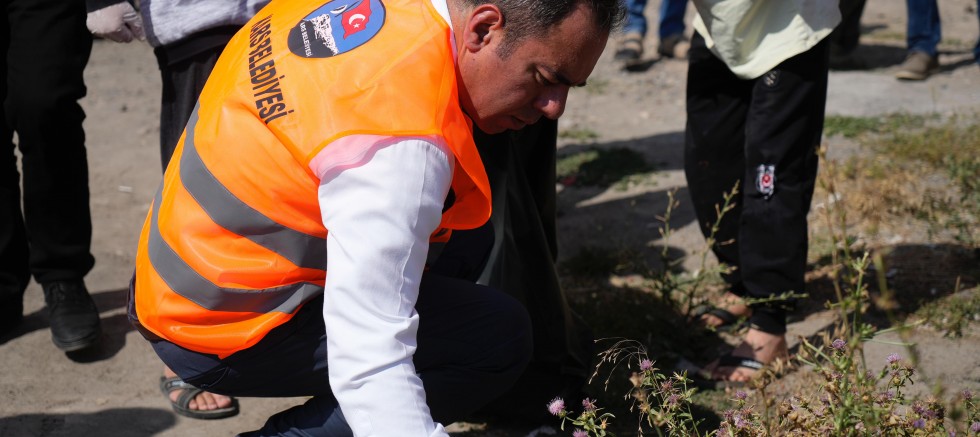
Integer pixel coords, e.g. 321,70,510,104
314,135,453,437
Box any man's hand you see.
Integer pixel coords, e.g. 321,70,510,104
87,2,145,43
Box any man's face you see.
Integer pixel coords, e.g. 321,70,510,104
456,4,609,134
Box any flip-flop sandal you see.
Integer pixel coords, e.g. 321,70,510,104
689,354,764,391
159,376,240,420
689,304,749,332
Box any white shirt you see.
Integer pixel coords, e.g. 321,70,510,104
691,0,841,79
305,0,457,435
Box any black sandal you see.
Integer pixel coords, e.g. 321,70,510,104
159,376,240,420
690,353,765,390
690,304,749,332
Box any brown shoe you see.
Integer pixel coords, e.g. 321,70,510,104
895,51,939,81
614,32,644,64
657,33,689,59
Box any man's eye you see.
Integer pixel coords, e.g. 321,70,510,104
537,71,556,86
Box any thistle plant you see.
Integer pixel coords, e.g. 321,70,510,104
783,336,980,436
641,186,738,317
548,396,616,437
587,339,709,437
545,146,977,437
715,390,766,437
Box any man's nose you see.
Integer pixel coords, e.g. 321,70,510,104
533,86,569,120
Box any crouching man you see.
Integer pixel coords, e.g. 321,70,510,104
130,0,624,435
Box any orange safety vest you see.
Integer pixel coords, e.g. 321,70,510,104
133,0,490,358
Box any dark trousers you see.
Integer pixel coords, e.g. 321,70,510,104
151,230,533,436
0,0,93,300
157,45,225,172
684,33,829,334
829,0,868,56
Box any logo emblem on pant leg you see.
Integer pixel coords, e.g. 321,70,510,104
756,164,775,199
762,71,779,87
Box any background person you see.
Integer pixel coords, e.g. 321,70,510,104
895,0,980,80
615,0,690,64
1,0,102,352
683,0,840,385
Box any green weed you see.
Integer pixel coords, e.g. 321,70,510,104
560,128,601,142
556,147,656,189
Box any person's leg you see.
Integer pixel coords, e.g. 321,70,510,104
155,275,531,436
157,46,225,173
684,32,753,310
615,0,648,62
6,0,94,286
975,0,980,65
656,0,689,58
5,0,99,350
905,0,941,57
896,0,941,80
739,39,828,337
623,0,649,37
0,11,31,336
657,0,686,39
828,0,868,64
709,38,830,383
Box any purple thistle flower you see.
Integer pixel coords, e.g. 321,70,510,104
547,397,565,416
970,422,980,433
887,353,901,364
660,379,674,392
667,393,680,406
962,389,973,400
572,429,588,437
831,338,846,350
582,397,597,412
639,359,654,371
876,391,894,403
912,418,926,429
733,414,748,429
735,391,748,400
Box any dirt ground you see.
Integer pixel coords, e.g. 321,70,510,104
1,1,978,436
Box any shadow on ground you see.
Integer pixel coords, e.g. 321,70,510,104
0,408,177,437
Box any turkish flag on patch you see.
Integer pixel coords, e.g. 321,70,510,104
342,0,372,38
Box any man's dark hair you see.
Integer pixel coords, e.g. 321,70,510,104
459,0,627,57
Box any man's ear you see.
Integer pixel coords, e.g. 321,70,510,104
461,4,503,52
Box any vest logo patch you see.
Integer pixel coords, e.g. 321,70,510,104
288,0,386,58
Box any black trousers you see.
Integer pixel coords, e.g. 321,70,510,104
0,0,93,299
684,33,829,334
156,27,237,172
829,0,868,56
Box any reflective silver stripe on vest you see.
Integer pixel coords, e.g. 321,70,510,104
179,106,327,270
148,191,323,313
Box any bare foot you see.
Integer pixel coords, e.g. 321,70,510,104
704,329,789,383
698,292,751,328
163,366,235,412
